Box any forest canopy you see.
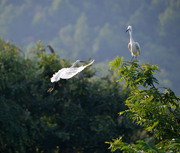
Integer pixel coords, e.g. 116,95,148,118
0,0,180,152
0,38,179,153
0,38,145,152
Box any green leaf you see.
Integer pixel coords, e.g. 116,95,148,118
109,56,124,70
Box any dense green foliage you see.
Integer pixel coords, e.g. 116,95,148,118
107,57,180,152
1,1,180,151
0,39,145,153
0,0,180,94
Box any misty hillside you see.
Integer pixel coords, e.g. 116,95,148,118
0,0,180,94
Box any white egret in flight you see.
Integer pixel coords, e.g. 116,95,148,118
126,25,141,61
47,59,95,92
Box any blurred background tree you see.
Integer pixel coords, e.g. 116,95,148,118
0,0,180,94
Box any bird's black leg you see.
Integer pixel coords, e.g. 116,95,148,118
52,82,55,90
47,82,55,92
130,56,134,62
135,56,137,61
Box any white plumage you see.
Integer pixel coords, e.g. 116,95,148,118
47,60,95,92
126,25,141,61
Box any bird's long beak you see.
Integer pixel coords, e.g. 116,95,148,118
79,60,86,63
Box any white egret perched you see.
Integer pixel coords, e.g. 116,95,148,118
47,59,95,92
126,25,141,61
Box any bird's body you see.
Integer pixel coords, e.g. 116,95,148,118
50,65,87,82
47,60,95,92
126,25,140,61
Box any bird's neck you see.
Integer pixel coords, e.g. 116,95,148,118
71,63,76,68
129,31,134,43
71,61,79,68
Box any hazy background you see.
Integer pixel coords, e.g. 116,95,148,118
0,0,180,94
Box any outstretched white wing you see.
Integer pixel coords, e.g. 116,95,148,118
50,60,95,82
60,67,84,79
60,60,94,79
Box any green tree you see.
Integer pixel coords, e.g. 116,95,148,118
0,37,39,152
106,57,180,152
